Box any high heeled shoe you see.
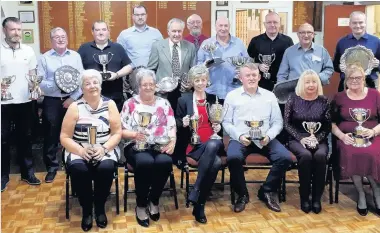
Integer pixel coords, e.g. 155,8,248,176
373,198,380,215
95,213,108,228
81,214,93,232
148,205,160,221
356,204,368,216
300,200,311,214
135,207,149,227
192,204,207,224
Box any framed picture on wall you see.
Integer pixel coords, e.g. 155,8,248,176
216,1,228,7
18,11,35,23
22,29,34,44
216,10,229,20
19,1,34,6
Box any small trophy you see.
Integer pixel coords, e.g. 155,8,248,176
133,111,154,151
190,114,202,145
87,126,99,165
258,54,276,79
201,42,224,68
226,56,255,85
302,121,322,149
1,75,16,101
206,97,228,139
25,74,43,100
93,52,114,80
245,120,264,141
349,108,372,147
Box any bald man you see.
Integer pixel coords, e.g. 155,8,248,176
247,12,293,91
333,11,380,91
277,23,333,85
184,14,208,52
197,17,249,101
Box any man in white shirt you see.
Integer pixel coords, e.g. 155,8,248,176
1,17,41,191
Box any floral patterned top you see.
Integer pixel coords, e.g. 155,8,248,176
121,95,176,145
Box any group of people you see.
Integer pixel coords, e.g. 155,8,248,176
1,4,380,232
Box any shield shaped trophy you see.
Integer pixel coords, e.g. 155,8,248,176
54,65,81,94
201,41,225,68
93,52,114,80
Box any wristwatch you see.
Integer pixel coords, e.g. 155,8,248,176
102,145,109,155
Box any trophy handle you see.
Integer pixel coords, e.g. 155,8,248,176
302,121,310,134
348,108,355,121
258,54,263,63
198,114,204,126
93,54,101,65
314,122,322,134
132,110,140,126
271,54,276,63
205,102,210,120
107,52,114,63
363,109,371,123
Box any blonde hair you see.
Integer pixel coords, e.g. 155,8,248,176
295,69,323,98
343,63,366,90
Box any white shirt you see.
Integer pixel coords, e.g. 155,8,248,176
1,40,37,104
169,39,182,69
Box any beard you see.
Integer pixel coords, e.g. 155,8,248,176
6,35,21,43
190,29,201,36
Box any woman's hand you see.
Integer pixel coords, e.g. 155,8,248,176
182,115,190,127
212,123,221,133
92,146,106,161
79,146,94,162
161,140,176,155
134,131,146,141
361,128,376,139
340,133,355,145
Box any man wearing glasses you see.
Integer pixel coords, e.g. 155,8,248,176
277,23,333,85
184,14,208,53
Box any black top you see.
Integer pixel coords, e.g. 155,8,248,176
78,40,131,99
284,93,331,142
247,33,293,90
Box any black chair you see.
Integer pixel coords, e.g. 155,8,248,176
123,162,179,212
62,149,121,219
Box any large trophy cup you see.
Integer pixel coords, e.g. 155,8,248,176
154,126,172,151
25,74,43,100
206,98,228,139
302,121,322,149
133,111,154,151
226,56,255,85
93,52,114,80
201,42,224,68
190,114,202,145
245,120,264,141
340,45,379,75
349,108,372,147
258,54,276,79
1,75,16,101
87,125,99,165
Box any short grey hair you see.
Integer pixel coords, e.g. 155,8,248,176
350,11,366,21
238,62,259,74
136,69,156,87
79,69,103,88
50,27,67,38
167,18,185,31
188,65,209,85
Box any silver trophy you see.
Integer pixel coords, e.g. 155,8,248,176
201,42,224,68
190,114,203,145
93,52,114,80
226,56,255,85
132,111,154,151
258,54,276,79
156,73,188,93
340,45,379,75
25,74,43,100
154,126,172,151
55,65,80,94
1,75,16,101
349,108,372,147
87,125,99,165
206,97,228,140
302,121,322,149
245,120,264,141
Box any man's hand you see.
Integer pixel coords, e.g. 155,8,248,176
258,64,269,73
106,71,118,81
260,136,270,146
239,135,251,147
63,98,75,108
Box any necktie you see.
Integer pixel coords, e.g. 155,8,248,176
194,37,200,52
172,43,181,77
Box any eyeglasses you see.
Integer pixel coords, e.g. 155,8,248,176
298,31,315,36
52,36,67,41
141,83,155,88
133,13,146,17
347,76,363,82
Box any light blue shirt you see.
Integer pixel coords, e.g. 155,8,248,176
222,86,283,149
277,43,334,85
38,49,84,100
117,25,163,68
197,36,249,99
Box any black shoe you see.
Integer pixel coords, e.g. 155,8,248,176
192,204,207,224
148,208,160,222
301,200,311,214
95,213,107,228
135,207,149,227
21,174,41,185
258,189,281,212
357,204,368,216
45,171,57,183
81,215,93,232
234,195,249,213
1,176,9,192
312,201,322,214
188,189,200,205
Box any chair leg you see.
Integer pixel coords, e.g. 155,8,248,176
180,169,184,189
185,167,190,208
230,187,235,205
281,174,286,202
327,166,333,204
335,178,339,203
66,174,70,219
170,171,179,209
115,169,120,215
220,167,225,191
124,168,128,212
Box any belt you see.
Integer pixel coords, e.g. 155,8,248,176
45,95,70,101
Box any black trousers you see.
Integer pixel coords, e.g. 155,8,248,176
125,145,172,207
102,93,124,112
42,96,68,172
68,159,115,215
187,139,223,204
1,102,35,178
288,140,328,201
338,77,377,92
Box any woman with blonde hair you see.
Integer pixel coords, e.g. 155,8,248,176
284,69,331,214
332,64,380,216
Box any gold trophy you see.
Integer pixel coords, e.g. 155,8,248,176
25,74,43,100
206,98,228,139
245,120,264,141
87,126,99,165
1,75,16,101
349,108,372,147
302,121,322,149
133,111,154,151
190,114,202,145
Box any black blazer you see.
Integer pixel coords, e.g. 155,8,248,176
175,92,223,156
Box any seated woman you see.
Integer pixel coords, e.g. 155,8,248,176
332,64,380,216
60,69,122,232
121,69,176,227
284,70,331,214
175,64,224,223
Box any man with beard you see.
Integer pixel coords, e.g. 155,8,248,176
1,17,40,191
78,21,133,111
184,14,208,53
37,27,84,183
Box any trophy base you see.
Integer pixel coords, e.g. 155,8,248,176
101,72,112,81
29,92,41,100
263,73,271,80
205,58,225,68
247,136,265,141
133,143,149,151
352,137,372,148
1,96,13,101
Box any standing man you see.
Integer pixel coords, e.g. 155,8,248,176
38,27,84,183
333,11,380,92
223,63,292,213
147,18,196,111
1,17,41,191
277,23,334,85
198,17,249,102
247,12,293,91
78,20,133,111
184,14,208,53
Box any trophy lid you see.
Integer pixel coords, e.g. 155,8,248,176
340,45,376,75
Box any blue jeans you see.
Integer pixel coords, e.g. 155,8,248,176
227,139,292,196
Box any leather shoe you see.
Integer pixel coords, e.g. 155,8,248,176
135,207,149,227
95,213,107,228
45,171,57,183
312,201,322,214
234,195,249,213
148,211,160,222
356,204,368,216
81,215,93,232
258,190,281,212
192,204,207,224
301,200,311,214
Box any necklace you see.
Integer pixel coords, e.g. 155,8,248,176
195,99,206,106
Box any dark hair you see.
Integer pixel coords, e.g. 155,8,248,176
2,17,21,28
133,5,147,14
91,20,109,31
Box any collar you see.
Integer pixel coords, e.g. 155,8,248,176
1,39,21,50
297,42,315,50
264,32,280,41
90,40,112,49
169,39,181,48
238,86,261,96
348,32,369,40
132,25,149,32
50,48,70,56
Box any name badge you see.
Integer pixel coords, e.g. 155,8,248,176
312,55,321,62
